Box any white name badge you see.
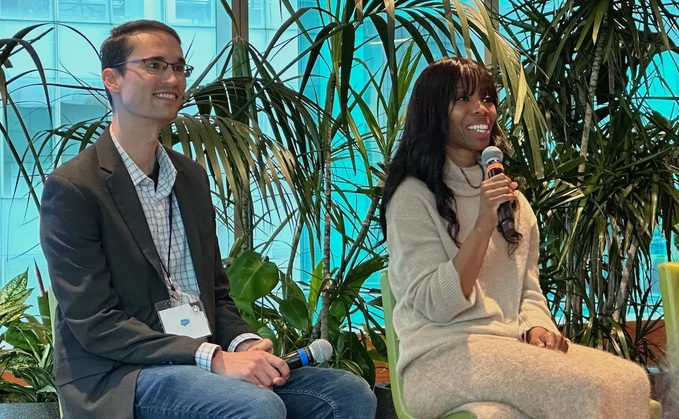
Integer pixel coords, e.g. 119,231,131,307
157,301,212,339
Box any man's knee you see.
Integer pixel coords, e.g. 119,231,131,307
306,368,377,417
246,389,287,418
331,370,377,413
136,366,287,419
200,387,287,419
208,385,287,418
275,367,377,418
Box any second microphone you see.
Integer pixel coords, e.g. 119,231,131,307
281,339,333,370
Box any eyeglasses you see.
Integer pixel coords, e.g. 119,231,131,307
111,58,194,78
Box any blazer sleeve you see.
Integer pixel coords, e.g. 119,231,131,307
40,172,202,365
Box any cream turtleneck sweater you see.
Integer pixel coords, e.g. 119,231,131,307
385,158,559,376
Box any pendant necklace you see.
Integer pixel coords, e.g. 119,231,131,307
459,163,484,189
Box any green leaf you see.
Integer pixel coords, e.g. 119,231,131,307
0,271,31,328
0,271,29,305
256,326,277,343
307,262,324,321
227,251,280,303
4,325,41,354
279,297,310,332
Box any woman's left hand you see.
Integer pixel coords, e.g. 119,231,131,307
525,327,569,353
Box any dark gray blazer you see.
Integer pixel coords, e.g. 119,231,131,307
39,130,253,419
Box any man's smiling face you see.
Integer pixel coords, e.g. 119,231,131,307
106,30,186,127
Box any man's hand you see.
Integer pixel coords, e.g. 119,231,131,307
525,326,569,353
211,339,290,388
235,338,273,353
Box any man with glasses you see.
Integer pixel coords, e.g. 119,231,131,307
40,20,376,419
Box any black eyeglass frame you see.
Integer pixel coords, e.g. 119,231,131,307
111,57,194,78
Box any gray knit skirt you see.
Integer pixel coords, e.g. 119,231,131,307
402,334,650,419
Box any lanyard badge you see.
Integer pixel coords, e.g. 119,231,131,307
155,300,212,338
154,191,211,338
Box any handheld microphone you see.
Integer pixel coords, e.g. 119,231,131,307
281,339,333,370
481,146,517,239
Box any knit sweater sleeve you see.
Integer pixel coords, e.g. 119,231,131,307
517,195,560,335
386,179,475,323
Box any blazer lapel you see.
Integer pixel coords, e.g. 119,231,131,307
171,160,206,291
95,131,165,282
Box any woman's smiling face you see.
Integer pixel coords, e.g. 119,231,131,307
445,89,497,167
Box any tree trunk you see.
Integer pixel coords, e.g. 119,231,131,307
613,238,639,323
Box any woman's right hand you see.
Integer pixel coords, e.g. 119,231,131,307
476,173,518,233
454,173,518,298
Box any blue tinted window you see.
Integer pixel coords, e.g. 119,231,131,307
0,0,52,19
0,1,221,293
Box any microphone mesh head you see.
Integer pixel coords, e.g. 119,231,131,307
309,339,333,363
481,146,503,167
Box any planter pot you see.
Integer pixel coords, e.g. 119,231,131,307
0,402,60,419
374,382,396,419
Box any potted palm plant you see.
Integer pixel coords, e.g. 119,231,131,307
497,0,679,365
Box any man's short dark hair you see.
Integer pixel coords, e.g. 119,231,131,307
100,20,182,105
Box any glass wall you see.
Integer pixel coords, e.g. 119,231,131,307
1,1,676,315
0,0,216,24
0,0,224,295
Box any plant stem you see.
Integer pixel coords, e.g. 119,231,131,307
578,21,607,173
320,69,337,341
613,237,638,323
337,197,379,282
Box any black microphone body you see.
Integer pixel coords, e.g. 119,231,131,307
282,347,314,370
281,339,333,370
481,147,517,238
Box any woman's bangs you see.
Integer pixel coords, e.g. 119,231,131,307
457,67,497,102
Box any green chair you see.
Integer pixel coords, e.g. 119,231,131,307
659,262,679,362
380,272,474,419
656,261,679,417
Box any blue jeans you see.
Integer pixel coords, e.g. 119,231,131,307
134,365,377,419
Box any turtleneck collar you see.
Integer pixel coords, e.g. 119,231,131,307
442,158,485,197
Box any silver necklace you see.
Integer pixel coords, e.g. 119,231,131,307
459,163,484,189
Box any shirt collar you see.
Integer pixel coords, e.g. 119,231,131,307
110,130,177,196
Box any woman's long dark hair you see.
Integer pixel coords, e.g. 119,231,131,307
379,57,511,246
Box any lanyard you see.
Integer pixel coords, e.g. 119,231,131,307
159,191,178,301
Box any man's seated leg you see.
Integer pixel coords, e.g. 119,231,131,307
273,366,377,418
134,365,286,419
